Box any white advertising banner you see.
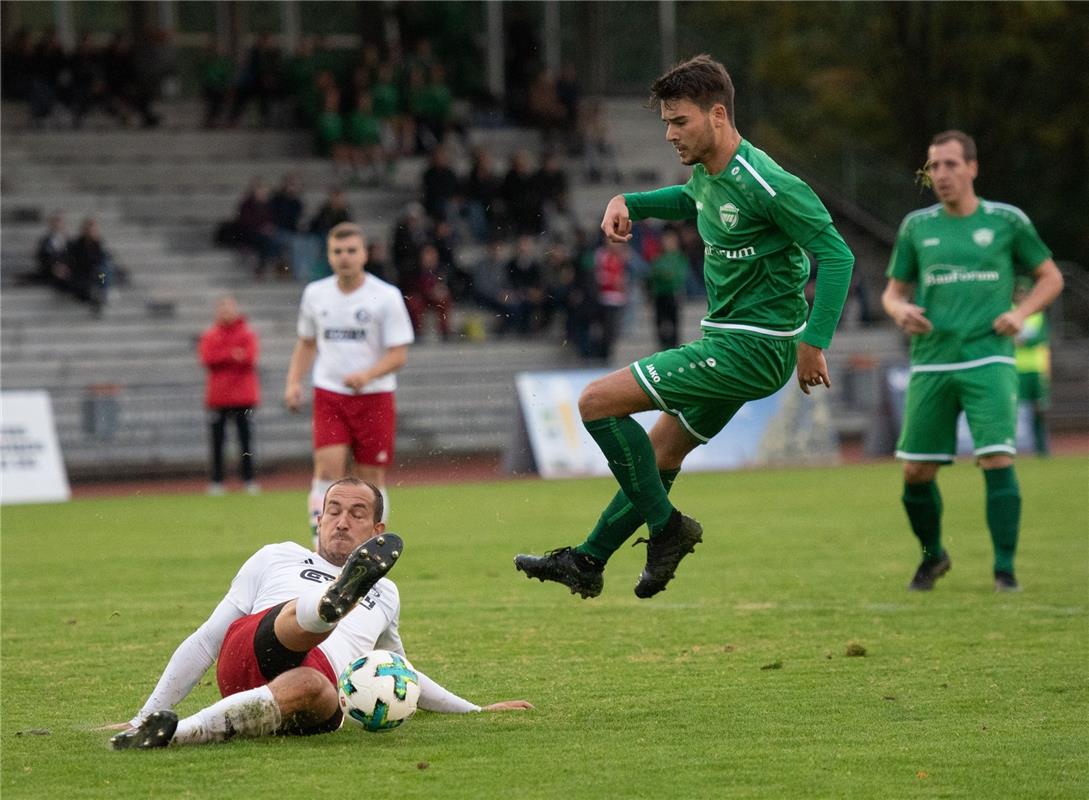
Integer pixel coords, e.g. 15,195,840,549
514,369,835,479
1,391,71,504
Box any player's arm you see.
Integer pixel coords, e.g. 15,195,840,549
881,279,933,335
993,259,1064,336
796,225,855,394
343,344,408,393
284,337,317,411
99,598,244,730
602,186,697,242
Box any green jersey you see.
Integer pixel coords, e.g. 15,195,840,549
887,200,1051,369
624,139,853,349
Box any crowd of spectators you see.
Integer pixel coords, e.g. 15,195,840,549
17,211,125,314
199,36,462,184
2,27,173,128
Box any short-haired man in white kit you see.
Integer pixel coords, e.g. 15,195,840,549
107,478,531,749
285,222,414,541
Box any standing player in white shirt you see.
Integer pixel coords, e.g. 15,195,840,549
107,478,531,749
284,222,414,539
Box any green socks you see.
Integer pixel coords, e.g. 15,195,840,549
576,468,681,562
583,416,676,535
984,466,1021,574
902,480,944,561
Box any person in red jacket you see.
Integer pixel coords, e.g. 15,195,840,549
199,295,261,495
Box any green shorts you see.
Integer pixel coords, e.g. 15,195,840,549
630,332,797,443
896,362,1019,462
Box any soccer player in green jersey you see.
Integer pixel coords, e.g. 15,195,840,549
515,55,855,599
881,130,1064,593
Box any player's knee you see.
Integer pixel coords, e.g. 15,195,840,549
275,667,334,711
903,461,939,484
578,383,605,421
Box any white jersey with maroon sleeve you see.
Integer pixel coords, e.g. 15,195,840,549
296,274,414,396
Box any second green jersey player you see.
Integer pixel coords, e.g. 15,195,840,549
882,130,1064,593
515,55,855,600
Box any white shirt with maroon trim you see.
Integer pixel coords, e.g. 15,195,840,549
296,274,414,396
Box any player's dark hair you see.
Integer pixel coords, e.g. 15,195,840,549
649,54,735,124
930,130,977,162
324,477,384,523
328,222,366,243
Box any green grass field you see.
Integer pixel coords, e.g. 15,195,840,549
2,457,1087,799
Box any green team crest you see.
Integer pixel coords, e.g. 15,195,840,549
719,202,739,229
972,228,994,247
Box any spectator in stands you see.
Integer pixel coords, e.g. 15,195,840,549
314,86,351,174
371,62,408,156
309,187,353,238
365,239,396,285
556,231,602,360
29,211,72,291
404,65,429,154
506,235,551,336
344,91,385,184
199,42,234,128
418,64,455,151
271,173,306,279
404,243,453,341
581,100,621,184
391,202,433,288
527,68,569,147
229,33,282,127
421,144,460,224
1,28,33,102
68,217,113,313
555,64,581,141
282,37,317,127
534,151,571,235
68,33,104,129
198,294,261,496
648,229,689,349
304,187,354,281
470,238,516,335
593,240,635,360
502,149,545,236
463,147,502,242
26,29,65,124
236,179,280,278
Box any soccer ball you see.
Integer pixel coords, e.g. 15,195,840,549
337,649,420,731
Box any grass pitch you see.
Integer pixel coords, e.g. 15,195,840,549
2,457,1087,799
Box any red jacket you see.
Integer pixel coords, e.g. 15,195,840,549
198,316,260,408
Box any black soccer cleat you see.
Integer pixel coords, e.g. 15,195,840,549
907,551,952,591
633,511,703,599
318,534,404,622
110,710,179,750
514,547,604,599
994,570,1021,593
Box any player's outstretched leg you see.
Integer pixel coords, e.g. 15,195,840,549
318,534,404,622
907,551,951,591
110,710,179,750
633,510,703,598
514,547,605,599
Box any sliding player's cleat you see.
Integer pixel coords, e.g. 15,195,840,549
319,534,404,622
110,710,178,750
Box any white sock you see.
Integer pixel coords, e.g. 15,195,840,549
172,686,281,745
295,585,337,633
379,486,390,524
309,478,334,546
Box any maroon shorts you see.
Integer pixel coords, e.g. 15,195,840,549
217,604,338,696
312,388,396,466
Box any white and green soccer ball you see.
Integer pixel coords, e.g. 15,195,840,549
337,649,420,732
